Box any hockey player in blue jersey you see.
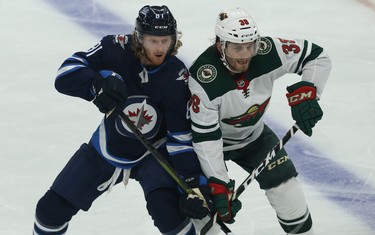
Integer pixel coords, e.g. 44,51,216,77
33,5,212,235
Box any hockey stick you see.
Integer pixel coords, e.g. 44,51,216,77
115,109,192,193
199,124,300,235
232,124,300,199
112,108,233,234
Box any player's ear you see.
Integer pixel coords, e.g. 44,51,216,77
215,42,222,52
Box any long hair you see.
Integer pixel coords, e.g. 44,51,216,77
130,31,183,60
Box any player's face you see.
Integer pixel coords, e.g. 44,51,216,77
141,35,173,66
224,41,257,73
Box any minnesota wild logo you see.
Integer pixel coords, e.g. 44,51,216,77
257,37,272,55
222,98,270,127
197,64,217,83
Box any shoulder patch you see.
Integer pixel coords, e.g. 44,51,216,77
196,64,217,83
176,67,189,84
113,34,129,49
257,37,272,55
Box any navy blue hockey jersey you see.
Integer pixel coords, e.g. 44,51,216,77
55,34,201,177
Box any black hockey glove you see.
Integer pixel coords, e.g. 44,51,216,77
92,70,128,113
286,81,323,136
179,175,214,219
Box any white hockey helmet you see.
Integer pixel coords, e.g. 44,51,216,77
215,8,260,73
215,8,259,44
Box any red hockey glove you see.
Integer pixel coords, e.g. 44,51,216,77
286,81,323,136
208,177,242,224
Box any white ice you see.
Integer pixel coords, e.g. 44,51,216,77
1,0,375,234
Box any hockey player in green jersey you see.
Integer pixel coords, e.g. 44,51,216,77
188,7,332,235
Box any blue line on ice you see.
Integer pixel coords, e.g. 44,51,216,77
271,124,375,229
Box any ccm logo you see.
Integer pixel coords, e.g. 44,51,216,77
287,88,316,106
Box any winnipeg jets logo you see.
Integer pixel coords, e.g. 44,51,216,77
127,102,153,131
116,98,161,139
113,34,128,49
176,68,189,84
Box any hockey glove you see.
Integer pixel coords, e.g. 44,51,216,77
92,70,128,113
286,81,323,137
179,175,214,219
208,177,242,224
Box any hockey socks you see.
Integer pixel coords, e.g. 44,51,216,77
278,208,313,234
33,217,68,235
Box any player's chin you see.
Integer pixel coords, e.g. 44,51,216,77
149,55,166,66
234,62,249,72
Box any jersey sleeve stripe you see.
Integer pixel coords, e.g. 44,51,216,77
294,40,309,74
192,129,222,143
167,131,193,144
56,64,86,78
301,43,324,69
166,144,194,155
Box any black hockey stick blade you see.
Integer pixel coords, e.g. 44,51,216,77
199,213,235,235
199,213,217,235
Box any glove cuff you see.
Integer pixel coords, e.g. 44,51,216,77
209,182,227,195
92,70,124,96
208,177,230,195
286,85,316,106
